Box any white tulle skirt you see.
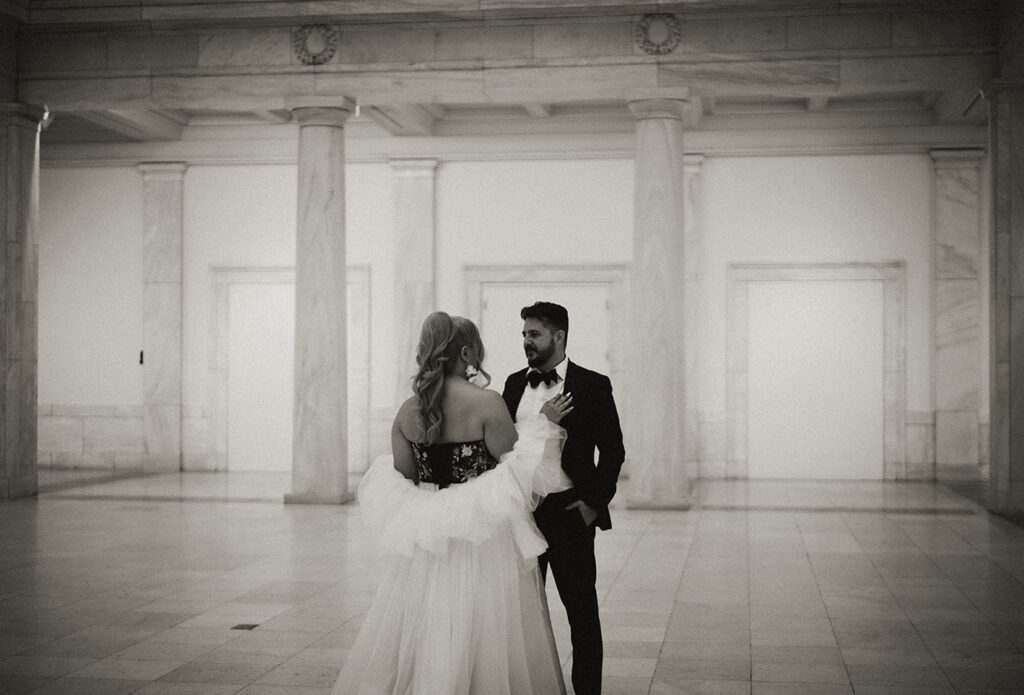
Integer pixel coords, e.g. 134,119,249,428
332,417,571,695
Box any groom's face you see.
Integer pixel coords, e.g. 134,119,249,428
522,318,557,369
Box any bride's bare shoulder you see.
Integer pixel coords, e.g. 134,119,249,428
393,397,420,432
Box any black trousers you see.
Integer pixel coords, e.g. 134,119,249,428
535,490,603,695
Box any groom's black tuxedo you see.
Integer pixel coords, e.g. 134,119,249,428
502,360,625,529
502,360,624,695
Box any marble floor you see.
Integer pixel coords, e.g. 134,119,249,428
1,475,1023,694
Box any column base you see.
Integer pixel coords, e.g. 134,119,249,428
284,491,355,505
626,495,691,511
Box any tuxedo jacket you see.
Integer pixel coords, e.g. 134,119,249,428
502,361,625,530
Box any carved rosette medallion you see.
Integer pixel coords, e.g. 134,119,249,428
634,13,682,55
293,25,338,65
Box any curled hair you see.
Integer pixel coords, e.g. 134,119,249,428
412,312,490,445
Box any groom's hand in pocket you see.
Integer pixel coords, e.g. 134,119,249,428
565,500,598,527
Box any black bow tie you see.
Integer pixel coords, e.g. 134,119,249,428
527,370,560,388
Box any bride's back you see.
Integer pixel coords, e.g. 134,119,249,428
399,379,492,445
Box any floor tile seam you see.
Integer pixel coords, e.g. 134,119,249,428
654,505,708,691
821,512,870,690
848,514,961,693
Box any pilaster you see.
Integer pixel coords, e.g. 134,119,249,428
986,82,1024,513
139,161,186,472
929,148,985,480
0,104,46,499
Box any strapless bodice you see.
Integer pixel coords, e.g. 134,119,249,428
412,439,497,489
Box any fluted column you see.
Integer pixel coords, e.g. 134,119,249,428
139,162,187,472
390,158,438,405
987,84,1024,514
625,91,695,510
286,101,355,504
0,104,46,500
929,149,985,479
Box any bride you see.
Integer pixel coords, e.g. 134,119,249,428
332,312,574,695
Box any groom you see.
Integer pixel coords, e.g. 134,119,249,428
502,301,625,695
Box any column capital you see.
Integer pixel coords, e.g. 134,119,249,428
627,89,699,125
389,158,439,177
684,154,706,173
289,97,356,128
0,102,49,129
138,162,188,180
929,148,985,168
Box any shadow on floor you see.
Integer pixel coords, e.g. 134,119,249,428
942,479,1024,529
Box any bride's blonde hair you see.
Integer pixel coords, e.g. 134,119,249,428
412,312,491,445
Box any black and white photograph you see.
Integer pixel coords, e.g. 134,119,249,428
2,1,1024,693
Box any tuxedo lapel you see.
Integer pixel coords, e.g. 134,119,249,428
504,369,528,420
560,361,581,431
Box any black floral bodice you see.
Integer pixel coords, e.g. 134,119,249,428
412,440,497,489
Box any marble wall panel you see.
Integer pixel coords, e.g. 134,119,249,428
198,28,291,67
712,16,787,52
83,416,144,454
38,416,83,454
17,33,106,72
142,183,183,283
785,14,890,51
698,419,726,473
839,55,997,91
144,404,181,461
935,280,980,410
905,423,934,479
52,450,117,469
657,59,838,96
435,26,532,61
980,422,990,467
485,63,656,102
994,231,1011,363
936,410,979,466
934,166,981,279
891,11,997,48
338,27,437,64
108,34,199,69
182,414,208,469
991,362,1011,494
316,70,485,106
19,77,152,110
151,75,318,110
1009,298,1024,482
143,283,182,404
533,21,633,59
50,404,143,417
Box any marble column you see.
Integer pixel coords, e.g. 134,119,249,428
139,162,186,472
0,104,46,500
683,156,703,481
625,91,695,510
390,158,438,405
930,150,985,479
285,101,355,505
987,84,1024,513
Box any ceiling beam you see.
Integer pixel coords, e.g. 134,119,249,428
75,108,185,141
523,103,552,118
363,104,437,136
806,96,829,112
932,89,986,124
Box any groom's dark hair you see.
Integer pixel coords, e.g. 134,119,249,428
521,302,569,345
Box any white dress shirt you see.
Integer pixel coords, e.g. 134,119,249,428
516,356,569,422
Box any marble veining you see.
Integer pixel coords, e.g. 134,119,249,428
288,106,353,504
626,97,690,509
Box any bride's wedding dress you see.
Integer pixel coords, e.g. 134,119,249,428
332,415,570,695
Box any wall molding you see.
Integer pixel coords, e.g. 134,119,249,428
206,265,371,473
726,262,907,480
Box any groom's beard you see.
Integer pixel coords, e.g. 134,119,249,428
525,342,554,368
